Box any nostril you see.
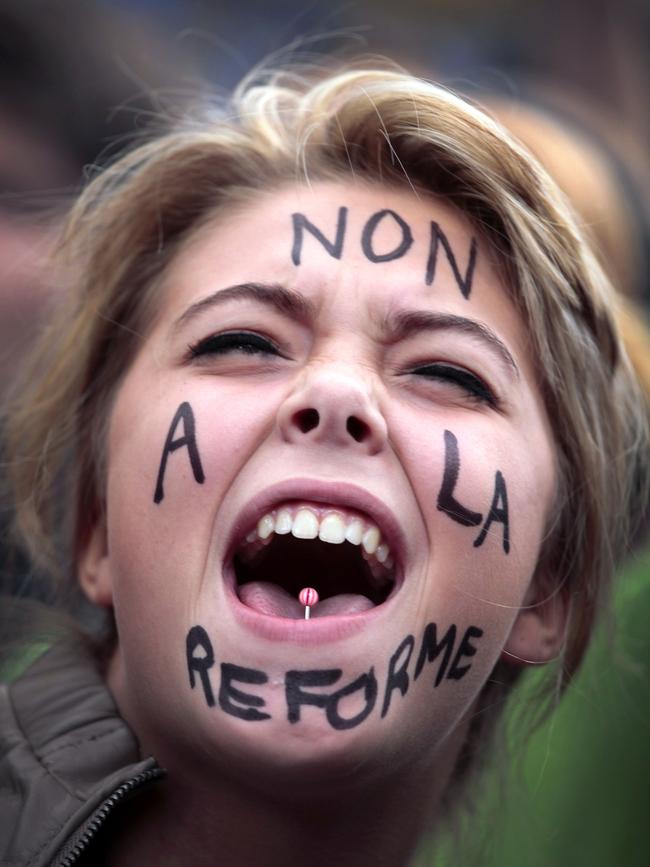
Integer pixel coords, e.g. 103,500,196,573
294,407,319,433
346,415,368,443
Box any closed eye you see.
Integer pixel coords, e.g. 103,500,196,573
410,362,498,407
188,330,285,360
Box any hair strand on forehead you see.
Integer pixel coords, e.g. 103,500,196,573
4,59,649,816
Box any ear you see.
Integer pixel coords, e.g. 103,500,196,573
502,579,567,666
78,519,114,608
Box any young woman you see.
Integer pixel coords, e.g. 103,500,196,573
1,65,647,867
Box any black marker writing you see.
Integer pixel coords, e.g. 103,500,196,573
474,470,510,554
219,663,271,722
381,634,415,718
413,622,457,687
153,401,205,504
290,207,477,298
360,209,413,262
186,625,215,707
324,668,378,730
291,207,347,265
446,626,484,680
437,430,483,527
285,669,342,723
285,668,379,731
426,222,477,299
437,430,511,554
186,621,484,729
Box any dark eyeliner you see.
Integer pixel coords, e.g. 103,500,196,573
188,331,282,359
412,363,497,407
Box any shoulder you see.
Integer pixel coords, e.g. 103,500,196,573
0,641,162,867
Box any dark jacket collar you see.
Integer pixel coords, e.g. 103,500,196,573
0,640,163,866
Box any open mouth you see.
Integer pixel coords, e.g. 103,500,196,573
231,502,398,620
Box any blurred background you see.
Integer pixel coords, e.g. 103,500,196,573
2,0,649,385
1,1,648,865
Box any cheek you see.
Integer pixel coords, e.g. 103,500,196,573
394,412,554,617
382,414,555,721
104,378,283,618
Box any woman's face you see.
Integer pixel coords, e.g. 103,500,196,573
85,182,556,789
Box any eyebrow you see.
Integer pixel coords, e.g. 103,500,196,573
384,309,520,378
174,282,316,331
174,281,519,377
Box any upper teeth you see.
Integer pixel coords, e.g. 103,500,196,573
244,505,394,571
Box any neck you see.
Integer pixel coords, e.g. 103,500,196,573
106,740,461,867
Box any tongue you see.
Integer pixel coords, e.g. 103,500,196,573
315,594,375,617
238,581,374,619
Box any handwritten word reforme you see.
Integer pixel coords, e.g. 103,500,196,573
186,620,484,730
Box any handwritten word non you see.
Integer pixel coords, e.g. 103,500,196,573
291,207,477,299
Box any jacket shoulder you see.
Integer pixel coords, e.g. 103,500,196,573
0,641,153,867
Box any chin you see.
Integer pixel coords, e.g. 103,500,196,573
195,707,421,799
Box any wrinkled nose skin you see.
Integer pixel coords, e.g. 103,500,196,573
276,367,388,456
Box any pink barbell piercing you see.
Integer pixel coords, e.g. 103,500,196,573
299,587,319,620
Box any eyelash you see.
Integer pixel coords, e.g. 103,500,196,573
187,334,497,407
410,362,498,407
188,331,283,359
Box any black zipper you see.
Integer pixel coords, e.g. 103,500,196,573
52,766,165,867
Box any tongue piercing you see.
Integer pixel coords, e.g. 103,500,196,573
299,587,319,620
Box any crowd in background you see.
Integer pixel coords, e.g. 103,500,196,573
1,2,648,864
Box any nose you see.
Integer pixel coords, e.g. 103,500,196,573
277,366,388,456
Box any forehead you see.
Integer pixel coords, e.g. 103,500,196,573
155,181,525,358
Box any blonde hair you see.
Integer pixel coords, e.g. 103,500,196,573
486,95,650,398
5,63,648,792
